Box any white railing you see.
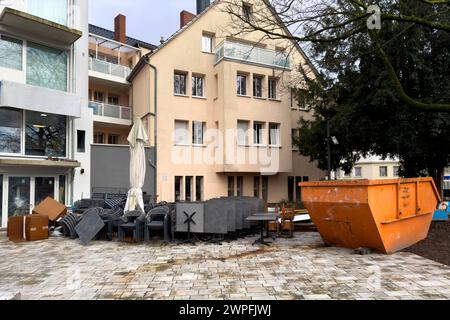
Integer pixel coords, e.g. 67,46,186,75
215,40,291,69
89,58,131,79
89,101,132,121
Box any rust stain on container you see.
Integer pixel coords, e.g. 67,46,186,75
300,178,440,254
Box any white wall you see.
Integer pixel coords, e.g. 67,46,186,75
71,0,92,202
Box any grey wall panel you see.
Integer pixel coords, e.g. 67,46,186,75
175,203,205,233
91,145,156,197
204,199,228,234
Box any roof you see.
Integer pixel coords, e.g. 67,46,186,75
89,24,157,51
128,0,319,81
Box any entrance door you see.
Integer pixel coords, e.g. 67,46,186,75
35,177,55,206
8,176,31,217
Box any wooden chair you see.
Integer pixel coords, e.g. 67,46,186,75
280,207,295,238
265,205,280,235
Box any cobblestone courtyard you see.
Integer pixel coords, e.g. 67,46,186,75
0,231,449,300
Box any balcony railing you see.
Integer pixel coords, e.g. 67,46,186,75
89,101,132,121
89,58,131,79
215,40,291,69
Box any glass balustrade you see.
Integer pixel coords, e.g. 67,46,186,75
215,40,291,69
89,58,131,79
88,101,132,121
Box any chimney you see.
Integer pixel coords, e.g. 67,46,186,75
197,0,211,15
180,10,196,28
114,14,126,44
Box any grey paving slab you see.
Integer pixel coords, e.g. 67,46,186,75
0,231,449,300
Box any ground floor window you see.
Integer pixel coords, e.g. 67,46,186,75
59,175,66,204
237,176,244,197
185,176,193,202
196,176,204,201
254,176,260,198
262,176,269,202
228,176,235,197
175,176,183,202
289,176,309,204
35,177,55,206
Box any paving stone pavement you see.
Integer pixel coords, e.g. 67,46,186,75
0,231,449,300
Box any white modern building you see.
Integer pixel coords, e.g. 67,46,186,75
335,155,400,180
0,0,92,228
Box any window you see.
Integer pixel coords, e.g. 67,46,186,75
0,175,2,219
35,177,55,206
253,122,264,145
185,176,193,202
254,176,260,198
228,176,235,197
394,166,400,177
25,111,67,157
269,123,280,146
262,176,269,202
293,89,309,110
196,176,204,201
291,129,299,149
174,72,187,95
108,135,119,145
268,78,277,99
243,3,253,21
94,133,104,144
28,0,68,25
237,176,244,197
192,121,204,145
237,121,249,146
93,91,104,102
288,177,295,202
174,120,189,145
108,95,120,105
0,108,21,154
354,167,362,178
295,177,302,202
237,74,247,96
253,76,263,98
27,41,67,92
202,34,213,53
59,175,66,205
77,130,86,153
175,176,183,202
8,177,31,216
192,75,205,97
380,166,388,177
0,35,22,70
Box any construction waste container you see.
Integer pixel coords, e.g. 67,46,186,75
300,178,440,254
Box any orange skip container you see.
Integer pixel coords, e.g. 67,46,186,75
300,178,440,254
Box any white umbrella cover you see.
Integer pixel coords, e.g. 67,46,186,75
124,117,149,213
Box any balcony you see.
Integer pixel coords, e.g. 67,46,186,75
215,40,291,69
89,58,132,84
89,101,132,126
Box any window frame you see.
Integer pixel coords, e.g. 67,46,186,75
174,120,189,146
354,167,362,178
237,74,247,96
0,34,23,71
253,75,263,98
253,122,265,146
269,123,280,147
379,166,388,177
192,74,205,98
237,120,250,146
268,78,278,100
201,34,213,53
192,121,205,146
174,72,188,96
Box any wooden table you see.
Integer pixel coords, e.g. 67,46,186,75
246,214,279,246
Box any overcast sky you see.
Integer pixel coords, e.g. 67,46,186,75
89,0,198,45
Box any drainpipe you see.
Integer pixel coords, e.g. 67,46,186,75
141,55,158,201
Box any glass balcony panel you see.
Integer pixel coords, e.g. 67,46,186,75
89,58,131,79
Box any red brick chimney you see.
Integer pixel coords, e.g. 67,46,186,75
114,14,126,44
180,10,196,29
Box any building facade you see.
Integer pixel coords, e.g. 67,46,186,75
88,15,157,197
0,0,91,227
335,155,401,180
129,0,325,204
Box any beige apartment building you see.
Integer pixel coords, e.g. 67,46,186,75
128,0,325,204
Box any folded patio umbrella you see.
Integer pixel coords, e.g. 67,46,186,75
124,117,149,213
